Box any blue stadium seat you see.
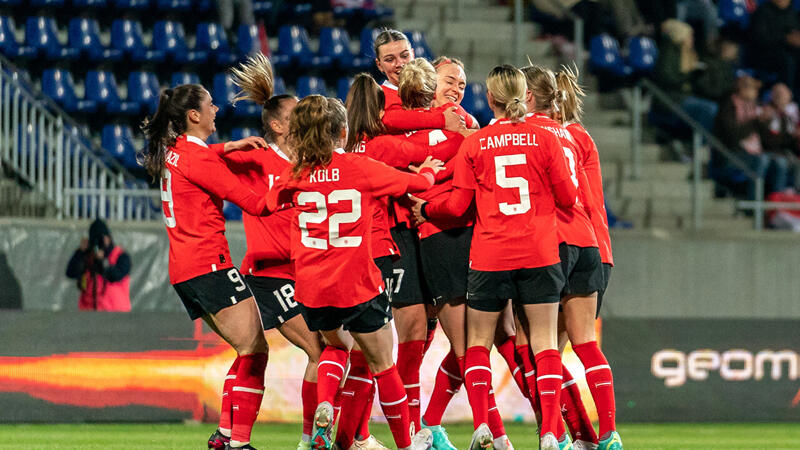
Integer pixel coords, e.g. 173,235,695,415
128,71,161,115
223,201,243,221
170,71,200,87
231,127,260,140
589,33,631,77
102,124,139,170
718,0,750,29
30,0,65,6
72,0,107,7
196,22,238,66
627,36,658,73
360,27,380,59
336,76,352,102
253,0,274,15
277,25,331,69
114,0,149,9
153,21,208,64
68,18,122,62
213,73,261,117
319,27,370,70
41,69,97,113
237,24,260,58
0,16,37,59
462,82,492,126
274,76,286,95
157,0,191,11
86,71,140,115
25,16,79,60
111,19,166,63
0,0,22,5
404,30,433,60
296,76,327,98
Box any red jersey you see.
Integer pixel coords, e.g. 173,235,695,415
443,120,574,271
525,113,598,248
267,150,436,309
567,122,613,265
222,143,295,279
161,134,269,284
404,128,474,239
381,81,445,131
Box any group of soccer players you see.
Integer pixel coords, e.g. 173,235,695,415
140,27,622,450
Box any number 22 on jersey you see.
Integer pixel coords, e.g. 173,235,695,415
297,189,363,249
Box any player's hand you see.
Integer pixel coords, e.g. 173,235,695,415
94,248,105,259
443,107,467,134
79,237,89,252
408,194,427,225
224,136,268,153
409,156,444,174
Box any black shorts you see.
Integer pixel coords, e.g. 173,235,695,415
302,292,393,334
596,263,612,317
389,225,429,306
466,264,565,312
374,256,394,300
558,243,604,297
246,275,302,330
420,226,472,305
173,267,254,320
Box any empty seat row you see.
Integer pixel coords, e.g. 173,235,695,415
0,0,212,11
589,34,658,79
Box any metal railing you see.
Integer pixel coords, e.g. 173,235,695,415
630,78,766,230
0,56,160,221
541,0,585,72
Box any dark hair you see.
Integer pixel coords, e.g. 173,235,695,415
345,73,386,152
373,28,410,59
289,95,348,177
139,84,207,179
262,94,297,142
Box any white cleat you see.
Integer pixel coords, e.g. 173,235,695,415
573,440,598,450
350,435,390,450
540,432,559,450
310,401,334,449
469,423,494,450
408,428,433,450
493,434,514,450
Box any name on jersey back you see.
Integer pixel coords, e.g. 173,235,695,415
166,150,180,167
479,133,538,151
309,168,340,183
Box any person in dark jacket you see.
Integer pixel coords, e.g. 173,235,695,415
66,219,132,311
749,0,800,98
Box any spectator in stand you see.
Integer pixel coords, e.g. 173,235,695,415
676,0,718,48
654,19,719,133
760,83,800,185
65,219,131,312
694,37,740,103
712,76,791,198
217,0,254,33
749,0,800,99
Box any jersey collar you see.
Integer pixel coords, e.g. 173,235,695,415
268,143,291,162
382,80,398,91
333,147,346,154
185,135,208,148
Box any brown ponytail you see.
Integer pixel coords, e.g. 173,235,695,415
289,96,347,177
555,64,586,124
519,64,560,114
345,73,385,152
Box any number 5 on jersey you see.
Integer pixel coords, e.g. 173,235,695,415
297,189,363,249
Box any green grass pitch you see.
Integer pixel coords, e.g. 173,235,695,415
3,422,800,449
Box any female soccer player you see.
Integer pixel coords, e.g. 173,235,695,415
210,54,325,450
141,84,271,450
412,65,577,450
555,65,620,450
521,65,622,450
266,95,442,450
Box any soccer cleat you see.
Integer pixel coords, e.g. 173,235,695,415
540,432,559,450
572,440,598,450
469,423,493,450
297,440,313,450
224,444,257,450
351,435,391,450
421,421,456,450
493,434,514,450
311,401,335,450
409,428,434,450
208,428,230,449
597,431,622,450
557,433,573,450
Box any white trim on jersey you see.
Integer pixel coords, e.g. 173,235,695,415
268,143,291,162
382,80,398,91
186,135,209,148
334,147,346,154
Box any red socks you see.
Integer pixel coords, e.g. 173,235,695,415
317,346,349,406
573,341,616,438
218,356,240,436
561,363,597,443
423,318,438,355
301,379,317,440
487,389,506,439
374,365,413,449
534,349,562,438
335,351,374,449
422,350,462,426
463,345,492,429
517,345,541,415
230,352,268,444
497,336,528,400
357,383,375,441
397,340,425,431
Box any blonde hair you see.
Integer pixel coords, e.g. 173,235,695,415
230,53,274,106
289,95,347,177
555,63,586,124
661,19,693,45
520,64,564,114
486,65,527,121
398,58,437,109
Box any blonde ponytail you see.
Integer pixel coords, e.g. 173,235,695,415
555,64,585,123
519,64,559,114
486,65,528,121
398,58,437,109
230,53,274,106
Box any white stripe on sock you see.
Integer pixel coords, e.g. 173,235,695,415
586,364,611,374
225,375,237,380
562,379,577,389
232,386,264,394
380,395,408,407
464,365,492,376
512,366,521,376
404,383,421,388
440,366,462,381
347,375,373,384
524,369,536,377
537,374,563,381
319,360,345,372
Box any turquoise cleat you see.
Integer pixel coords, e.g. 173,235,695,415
422,420,457,450
557,433,574,450
597,431,622,450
